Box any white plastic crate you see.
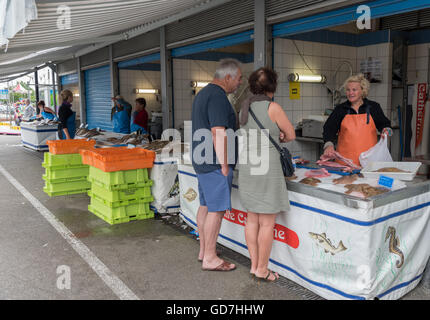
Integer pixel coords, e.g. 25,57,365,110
361,161,422,181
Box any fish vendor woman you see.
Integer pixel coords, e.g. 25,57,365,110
322,73,392,166
111,95,132,134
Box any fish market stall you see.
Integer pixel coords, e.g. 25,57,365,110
177,161,430,300
20,120,59,151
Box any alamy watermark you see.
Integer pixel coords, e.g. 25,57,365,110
56,5,72,30
356,5,371,30
159,121,274,175
56,265,71,290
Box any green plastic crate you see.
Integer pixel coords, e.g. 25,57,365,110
43,152,84,168
89,182,152,203
87,190,153,208
88,205,154,225
43,177,91,196
87,166,151,190
42,174,89,184
43,166,89,180
43,187,91,197
88,196,154,225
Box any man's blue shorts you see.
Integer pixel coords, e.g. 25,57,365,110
197,168,233,212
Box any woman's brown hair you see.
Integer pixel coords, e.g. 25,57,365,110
248,67,278,95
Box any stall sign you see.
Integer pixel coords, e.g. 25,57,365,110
224,209,299,249
0,89,8,100
289,82,300,100
415,83,427,148
378,175,394,189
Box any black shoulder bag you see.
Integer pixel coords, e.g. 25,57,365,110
248,106,295,177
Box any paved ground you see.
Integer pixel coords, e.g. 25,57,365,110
0,134,429,301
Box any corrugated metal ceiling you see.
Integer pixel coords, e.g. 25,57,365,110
0,0,231,77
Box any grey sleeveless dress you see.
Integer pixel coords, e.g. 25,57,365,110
237,100,290,214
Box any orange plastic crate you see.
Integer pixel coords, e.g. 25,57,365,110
47,139,96,155
80,147,156,172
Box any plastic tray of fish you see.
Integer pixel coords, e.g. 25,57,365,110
360,161,422,181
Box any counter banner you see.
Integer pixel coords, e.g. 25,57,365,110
178,164,430,300
415,83,427,148
150,155,180,214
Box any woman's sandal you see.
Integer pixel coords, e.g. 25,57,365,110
255,270,279,283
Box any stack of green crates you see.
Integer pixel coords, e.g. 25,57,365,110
86,165,154,225
42,152,91,196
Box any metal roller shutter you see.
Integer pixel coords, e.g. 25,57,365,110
166,0,254,47
57,59,78,77
266,0,327,18
272,0,430,38
60,74,78,86
84,65,113,131
380,9,430,30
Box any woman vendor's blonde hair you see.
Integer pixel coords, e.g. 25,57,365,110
60,89,73,102
342,73,370,98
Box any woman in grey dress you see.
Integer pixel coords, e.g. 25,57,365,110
237,67,295,282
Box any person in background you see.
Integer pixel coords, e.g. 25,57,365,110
130,97,148,134
36,100,56,120
22,99,35,120
238,67,295,282
322,73,392,166
111,95,132,134
58,89,76,140
192,58,243,272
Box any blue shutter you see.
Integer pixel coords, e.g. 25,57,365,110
84,65,113,131
60,73,78,85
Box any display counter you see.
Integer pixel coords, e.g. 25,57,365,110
178,163,430,300
20,122,58,151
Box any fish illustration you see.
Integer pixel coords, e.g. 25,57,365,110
385,226,404,268
183,188,197,202
309,232,347,255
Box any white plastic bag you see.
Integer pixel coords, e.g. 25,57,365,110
359,136,393,168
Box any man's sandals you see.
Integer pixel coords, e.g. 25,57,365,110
202,260,236,271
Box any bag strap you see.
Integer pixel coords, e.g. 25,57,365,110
248,105,284,154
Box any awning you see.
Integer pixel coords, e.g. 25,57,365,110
0,0,232,78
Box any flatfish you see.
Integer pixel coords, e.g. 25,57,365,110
333,174,358,185
344,183,389,198
373,167,409,173
299,177,321,186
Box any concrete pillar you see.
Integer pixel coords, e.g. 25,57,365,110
109,45,119,98
77,57,87,125
34,70,39,107
160,26,172,130
254,0,266,70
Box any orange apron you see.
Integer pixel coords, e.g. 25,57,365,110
337,107,377,166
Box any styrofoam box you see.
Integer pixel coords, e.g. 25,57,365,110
361,161,422,181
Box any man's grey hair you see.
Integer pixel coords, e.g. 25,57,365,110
214,58,241,79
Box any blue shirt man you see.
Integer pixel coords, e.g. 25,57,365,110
190,58,242,272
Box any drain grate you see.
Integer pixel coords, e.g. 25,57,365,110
159,213,324,300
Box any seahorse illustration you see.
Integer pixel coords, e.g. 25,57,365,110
385,226,404,268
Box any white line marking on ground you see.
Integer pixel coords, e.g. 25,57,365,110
0,164,140,300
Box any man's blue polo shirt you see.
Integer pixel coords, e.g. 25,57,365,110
191,83,237,174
